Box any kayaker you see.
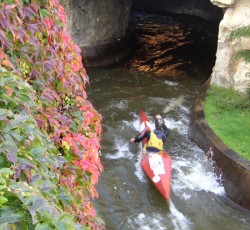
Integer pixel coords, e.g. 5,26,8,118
130,114,169,153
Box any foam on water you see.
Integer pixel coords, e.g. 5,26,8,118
105,137,133,159
124,118,140,131
179,104,190,114
129,111,189,134
134,151,147,182
127,116,148,182
112,100,128,109
127,203,191,230
127,213,168,230
164,118,188,135
172,156,225,196
164,80,179,86
148,97,169,106
169,201,192,230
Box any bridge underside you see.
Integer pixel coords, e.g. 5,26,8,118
62,0,222,67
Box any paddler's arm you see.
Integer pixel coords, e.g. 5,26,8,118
162,124,169,139
130,130,150,143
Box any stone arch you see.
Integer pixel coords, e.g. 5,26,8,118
61,0,224,67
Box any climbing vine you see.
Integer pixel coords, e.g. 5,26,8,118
0,0,103,229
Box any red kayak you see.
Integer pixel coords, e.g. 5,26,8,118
139,111,172,201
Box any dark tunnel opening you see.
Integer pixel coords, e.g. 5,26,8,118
130,0,223,23
122,0,224,80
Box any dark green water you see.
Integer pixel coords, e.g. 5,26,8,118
86,13,250,230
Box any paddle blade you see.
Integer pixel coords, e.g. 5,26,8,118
163,95,184,113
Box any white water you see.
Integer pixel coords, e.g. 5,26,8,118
169,201,192,230
127,202,192,230
105,138,132,160
104,101,225,229
127,213,166,230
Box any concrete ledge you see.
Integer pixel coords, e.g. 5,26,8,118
81,34,134,67
188,79,250,210
132,0,223,22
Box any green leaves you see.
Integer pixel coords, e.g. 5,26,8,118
0,143,18,163
0,72,37,110
39,9,50,19
0,168,13,207
0,206,27,224
0,0,104,229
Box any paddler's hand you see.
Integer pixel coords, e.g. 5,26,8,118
130,138,135,142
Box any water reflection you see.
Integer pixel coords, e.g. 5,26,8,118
127,12,218,79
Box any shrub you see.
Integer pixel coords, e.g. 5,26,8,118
0,0,103,229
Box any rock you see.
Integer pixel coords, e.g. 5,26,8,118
211,0,235,8
62,0,132,67
210,0,250,92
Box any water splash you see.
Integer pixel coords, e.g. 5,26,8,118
127,213,169,230
127,204,191,230
134,151,147,182
105,137,133,159
172,156,225,196
112,100,128,109
164,118,187,135
164,80,179,86
169,201,192,230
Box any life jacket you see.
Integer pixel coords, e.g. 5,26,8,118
147,130,163,151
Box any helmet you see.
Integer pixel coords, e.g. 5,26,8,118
155,117,164,130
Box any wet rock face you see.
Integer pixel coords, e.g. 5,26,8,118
210,0,250,92
63,0,131,46
61,0,132,67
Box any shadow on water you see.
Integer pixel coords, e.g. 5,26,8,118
86,12,250,230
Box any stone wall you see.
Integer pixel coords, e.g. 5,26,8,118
210,0,250,92
61,0,132,67
132,0,223,21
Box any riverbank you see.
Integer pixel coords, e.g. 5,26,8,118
204,85,250,160
188,79,250,211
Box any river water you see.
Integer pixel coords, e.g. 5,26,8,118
86,13,250,230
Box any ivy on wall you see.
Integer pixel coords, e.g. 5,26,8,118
0,0,104,229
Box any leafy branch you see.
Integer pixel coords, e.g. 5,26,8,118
0,0,104,229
